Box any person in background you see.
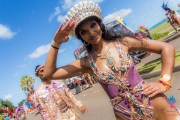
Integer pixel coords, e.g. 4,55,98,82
162,2,180,32
84,73,94,87
73,76,82,94
80,74,89,90
34,65,87,120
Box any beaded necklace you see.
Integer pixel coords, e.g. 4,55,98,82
89,41,131,85
92,43,116,68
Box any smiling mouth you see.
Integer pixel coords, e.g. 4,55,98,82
91,35,98,40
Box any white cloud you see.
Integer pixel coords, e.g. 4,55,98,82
103,9,132,23
62,0,104,10
13,72,18,77
48,6,61,22
0,24,16,40
57,15,65,22
4,94,13,100
28,44,51,59
27,44,66,59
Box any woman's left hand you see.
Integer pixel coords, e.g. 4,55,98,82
79,106,88,114
142,82,166,97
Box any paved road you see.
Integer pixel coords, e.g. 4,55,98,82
27,71,180,120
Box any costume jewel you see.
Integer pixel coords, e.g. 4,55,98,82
92,44,116,68
63,1,102,37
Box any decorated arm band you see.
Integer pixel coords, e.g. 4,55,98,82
158,74,172,91
51,39,61,49
77,103,83,109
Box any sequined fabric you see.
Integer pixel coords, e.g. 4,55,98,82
62,109,80,120
87,40,155,119
34,80,81,120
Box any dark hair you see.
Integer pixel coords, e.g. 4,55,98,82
75,18,135,52
35,65,41,72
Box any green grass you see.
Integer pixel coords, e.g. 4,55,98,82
150,22,175,35
149,21,177,40
137,51,180,75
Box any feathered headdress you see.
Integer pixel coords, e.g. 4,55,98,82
162,1,171,11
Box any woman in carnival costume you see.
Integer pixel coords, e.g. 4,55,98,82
162,1,180,32
15,106,26,120
44,1,180,120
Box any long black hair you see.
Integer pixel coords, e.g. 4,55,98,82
75,17,137,52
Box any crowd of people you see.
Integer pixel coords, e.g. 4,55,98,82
70,73,98,94
1,105,27,120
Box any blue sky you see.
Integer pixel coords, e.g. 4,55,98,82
0,0,179,106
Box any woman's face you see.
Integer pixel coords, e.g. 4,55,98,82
78,19,103,44
37,67,44,79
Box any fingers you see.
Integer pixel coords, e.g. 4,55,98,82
142,83,154,94
59,22,65,30
80,107,88,114
149,90,159,97
142,83,159,97
62,20,76,32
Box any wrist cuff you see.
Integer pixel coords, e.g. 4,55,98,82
51,39,61,49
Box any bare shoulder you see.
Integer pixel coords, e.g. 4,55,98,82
119,36,174,53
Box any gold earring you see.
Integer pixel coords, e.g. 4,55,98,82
83,41,89,46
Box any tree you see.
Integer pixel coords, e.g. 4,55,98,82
18,99,26,106
20,75,35,96
0,99,15,109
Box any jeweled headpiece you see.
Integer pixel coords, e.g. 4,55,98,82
64,1,102,37
162,1,171,11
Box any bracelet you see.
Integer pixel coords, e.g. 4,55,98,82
51,44,59,49
158,74,172,91
158,80,171,90
51,39,61,49
77,104,83,109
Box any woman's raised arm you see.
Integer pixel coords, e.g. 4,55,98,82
44,20,91,80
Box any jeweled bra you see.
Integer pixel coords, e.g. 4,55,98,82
87,40,155,120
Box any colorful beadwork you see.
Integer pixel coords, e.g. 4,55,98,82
87,41,154,119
